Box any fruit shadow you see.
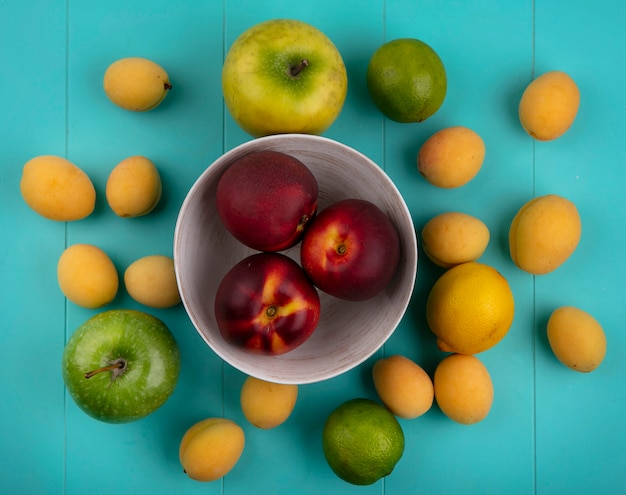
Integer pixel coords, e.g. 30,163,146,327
292,364,379,456
534,301,568,369
405,238,447,374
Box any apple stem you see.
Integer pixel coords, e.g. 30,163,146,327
84,358,127,379
290,59,309,77
164,82,172,90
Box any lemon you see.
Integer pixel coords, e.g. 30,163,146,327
366,38,447,123
322,398,404,485
426,262,515,354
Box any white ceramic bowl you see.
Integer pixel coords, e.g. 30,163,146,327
174,134,417,384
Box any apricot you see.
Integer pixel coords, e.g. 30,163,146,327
372,355,434,419
240,376,298,429
547,306,606,372
509,194,581,275
106,156,162,218
124,255,180,308
434,353,493,425
103,57,171,111
421,212,490,268
179,417,245,482
417,126,486,188
57,244,119,308
20,155,95,221
519,70,580,141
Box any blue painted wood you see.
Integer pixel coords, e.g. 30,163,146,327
1,1,624,493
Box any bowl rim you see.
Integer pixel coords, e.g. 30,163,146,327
173,133,418,384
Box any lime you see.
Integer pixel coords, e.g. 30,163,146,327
366,38,447,123
322,398,404,485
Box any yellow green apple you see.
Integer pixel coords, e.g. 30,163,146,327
222,19,348,137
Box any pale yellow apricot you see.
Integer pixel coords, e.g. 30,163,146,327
417,126,485,188
372,355,434,419
124,255,180,308
179,417,245,482
20,155,95,221
57,244,119,308
434,353,493,425
103,57,171,111
547,306,606,372
240,376,298,429
509,194,581,275
421,212,490,268
106,156,162,217
519,71,580,141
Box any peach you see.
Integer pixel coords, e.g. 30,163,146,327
215,253,321,355
300,198,400,301
216,150,318,252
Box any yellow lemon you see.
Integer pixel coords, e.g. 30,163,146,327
426,262,514,354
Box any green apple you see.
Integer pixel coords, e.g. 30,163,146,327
62,309,180,423
222,18,348,137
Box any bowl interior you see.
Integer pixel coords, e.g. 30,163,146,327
174,134,417,384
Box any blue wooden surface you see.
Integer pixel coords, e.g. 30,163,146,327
1,1,625,493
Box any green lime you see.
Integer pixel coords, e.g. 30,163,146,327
322,398,405,485
366,38,447,123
